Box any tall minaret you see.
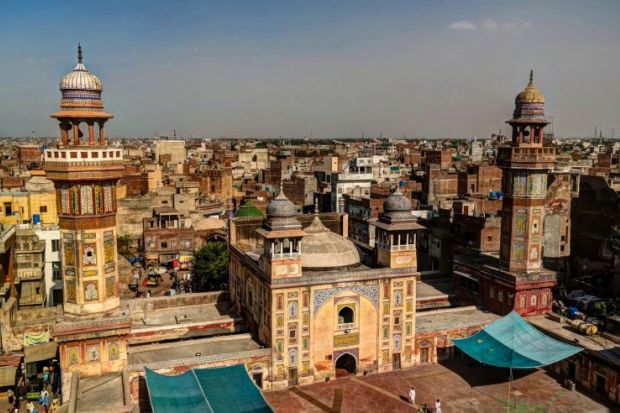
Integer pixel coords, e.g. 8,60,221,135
44,45,124,316
497,71,556,273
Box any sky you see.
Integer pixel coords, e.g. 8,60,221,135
0,0,619,139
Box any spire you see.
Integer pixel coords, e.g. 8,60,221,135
77,43,83,63
529,69,533,84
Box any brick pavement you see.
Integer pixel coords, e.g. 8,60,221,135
265,360,616,413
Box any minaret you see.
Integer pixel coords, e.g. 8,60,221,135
497,71,556,273
44,45,124,316
256,189,305,279
374,188,424,269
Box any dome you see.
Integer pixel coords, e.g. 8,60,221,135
60,45,102,92
301,216,360,269
267,191,298,218
383,187,412,212
515,70,544,105
60,62,102,92
234,200,264,218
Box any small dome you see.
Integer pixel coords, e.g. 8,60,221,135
60,45,102,92
267,191,298,217
60,62,102,92
234,200,264,218
383,188,412,212
301,216,360,269
515,70,544,104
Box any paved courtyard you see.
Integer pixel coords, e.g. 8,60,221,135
265,360,617,413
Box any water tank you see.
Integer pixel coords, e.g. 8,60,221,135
33,214,41,225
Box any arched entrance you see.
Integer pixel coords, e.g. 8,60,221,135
335,353,357,377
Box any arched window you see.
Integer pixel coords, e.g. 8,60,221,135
338,306,354,324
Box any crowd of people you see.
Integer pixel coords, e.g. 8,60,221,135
5,360,60,413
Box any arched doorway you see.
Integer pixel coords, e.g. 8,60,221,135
335,353,356,376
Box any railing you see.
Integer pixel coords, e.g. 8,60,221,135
338,322,355,331
497,147,555,165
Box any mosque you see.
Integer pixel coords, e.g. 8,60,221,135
229,187,424,387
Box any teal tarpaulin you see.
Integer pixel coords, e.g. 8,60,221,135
452,311,582,369
145,368,212,413
145,364,273,413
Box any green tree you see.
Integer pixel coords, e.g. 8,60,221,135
191,241,229,292
608,225,620,257
117,235,132,257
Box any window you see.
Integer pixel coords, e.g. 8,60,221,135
36,287,40,294
52,240,60,252
289,328,296,339
487,236,493,241
40,205,47,213
4,203,12,216
161,242,168,248
52,262,61,280
338,306,354,325
394,316,401,325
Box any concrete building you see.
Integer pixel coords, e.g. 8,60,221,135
154,140,186,165
331,157,374,212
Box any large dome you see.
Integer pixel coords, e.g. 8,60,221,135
301,216,360,269
383,187,412,212
515,70,544,104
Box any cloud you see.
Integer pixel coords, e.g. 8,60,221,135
448,20,477,31
482,18,498,31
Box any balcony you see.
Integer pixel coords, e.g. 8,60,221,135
497,147,555,169
337,322,355,331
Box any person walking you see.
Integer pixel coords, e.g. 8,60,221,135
409,386,416,405
435,399,441,413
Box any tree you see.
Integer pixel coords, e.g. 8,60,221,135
117,235,132,257
191,241,229,292
608,225,620,257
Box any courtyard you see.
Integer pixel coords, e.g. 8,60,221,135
265,360,617,413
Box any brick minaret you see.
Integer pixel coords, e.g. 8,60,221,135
497,70,556,274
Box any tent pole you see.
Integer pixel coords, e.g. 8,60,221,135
507,367,513,413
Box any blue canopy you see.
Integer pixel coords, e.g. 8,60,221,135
452,311,582,369
146,364,273,413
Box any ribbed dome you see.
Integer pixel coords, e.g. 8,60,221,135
383,187,412,212
267,191,298,217
60,62,102,92
301,216,360,269
515,70,544,104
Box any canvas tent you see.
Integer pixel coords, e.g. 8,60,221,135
452,311,582,368
145,364,273,413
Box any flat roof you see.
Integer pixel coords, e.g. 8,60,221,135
128,334,262,365
133,302,235,327
416,306,500,334
416,277,452,300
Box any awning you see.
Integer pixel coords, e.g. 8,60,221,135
146,364,273,413
0,366,17,387
452,311,582,369
24,342,58,364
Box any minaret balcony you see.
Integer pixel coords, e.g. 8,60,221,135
497,146,555,169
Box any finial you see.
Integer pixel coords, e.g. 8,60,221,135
314,198,319,215
78,43,83,63
529,69,533,84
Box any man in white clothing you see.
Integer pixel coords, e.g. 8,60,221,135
435,398,442,413
409,386,416,405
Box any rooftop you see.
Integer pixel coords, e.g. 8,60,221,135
416,306,500,334
128,334,263,366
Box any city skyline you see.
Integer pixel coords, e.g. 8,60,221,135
0,0,619,139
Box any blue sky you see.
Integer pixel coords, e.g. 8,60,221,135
1,0,619,138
